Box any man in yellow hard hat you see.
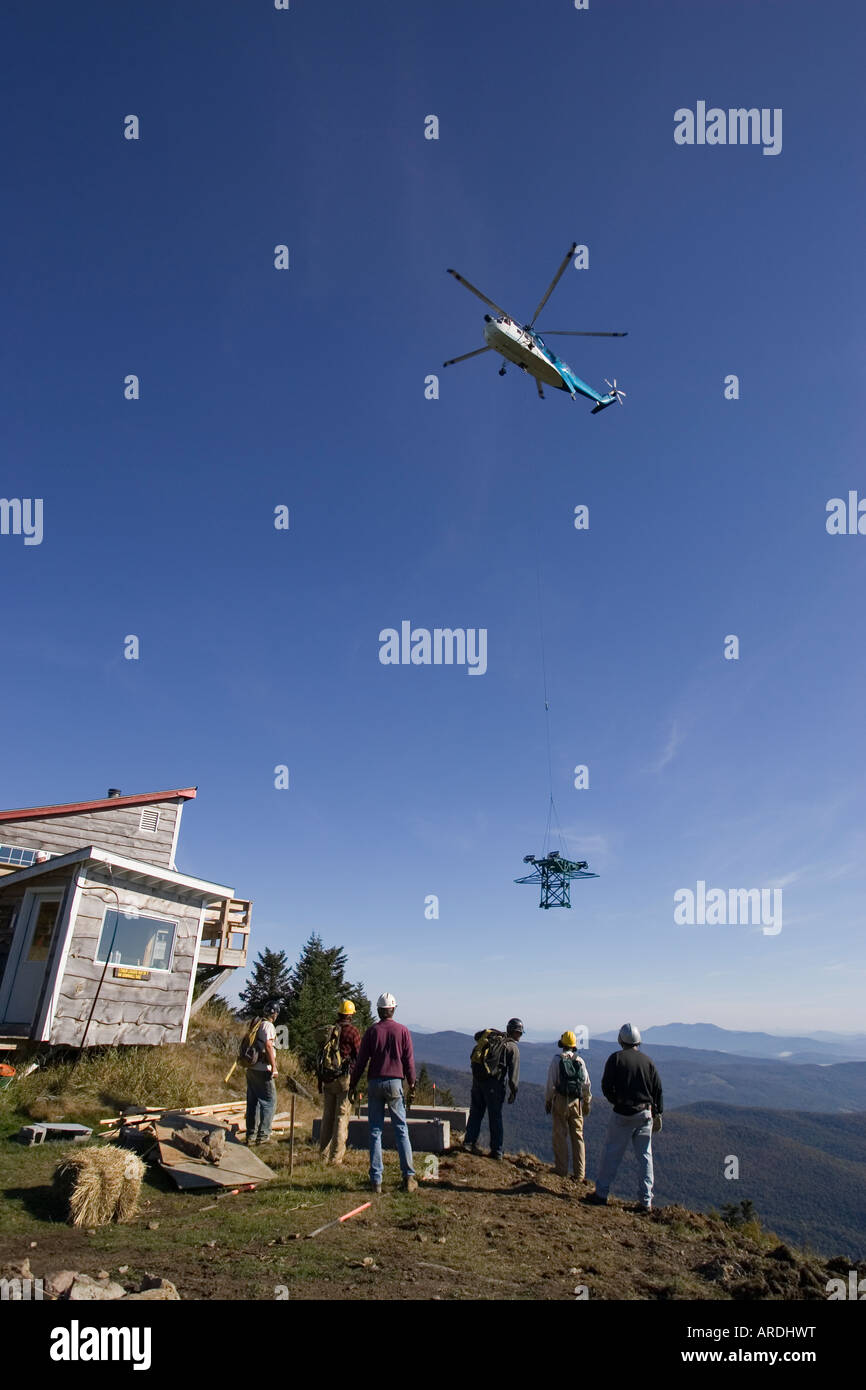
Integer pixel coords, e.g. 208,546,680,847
545,1030,591,1182
316,1000,361,1165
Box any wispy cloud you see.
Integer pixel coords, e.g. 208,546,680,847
648,720,682,773
767,869,804,890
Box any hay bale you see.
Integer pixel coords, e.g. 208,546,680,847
53,1146,146,1227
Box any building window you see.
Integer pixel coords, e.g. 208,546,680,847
139,809,160,833
27,899,61,962
95,910,177,972
0,844,38,868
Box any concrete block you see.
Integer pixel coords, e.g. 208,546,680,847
360,1105,468,1129
18,1124,46,1146
18,1121,92,1144
312,1117,451,1153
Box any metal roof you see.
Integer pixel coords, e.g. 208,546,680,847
0,788,197,823
0,845,233,899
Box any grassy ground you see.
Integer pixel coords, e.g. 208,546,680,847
0,1015,859,1300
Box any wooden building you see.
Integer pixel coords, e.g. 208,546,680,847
0,788,251,1047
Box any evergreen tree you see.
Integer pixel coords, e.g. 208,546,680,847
237,948,293,1021
414,1063,455,1108
286,933,373,1068
344,980,374,1035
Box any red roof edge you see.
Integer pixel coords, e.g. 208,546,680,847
0,788,198,824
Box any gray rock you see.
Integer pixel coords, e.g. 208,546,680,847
69,1274,126,1301
124,1281,180,1301
45,1269,76,1297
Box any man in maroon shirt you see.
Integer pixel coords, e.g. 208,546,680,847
317,999,362,1165
349,992,417,1193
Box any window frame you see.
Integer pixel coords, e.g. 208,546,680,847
94,906,179,974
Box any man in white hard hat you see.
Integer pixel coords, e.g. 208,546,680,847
586,1023,663,1212
349,993,417,1194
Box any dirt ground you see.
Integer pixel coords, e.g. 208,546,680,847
1,1144,856,1301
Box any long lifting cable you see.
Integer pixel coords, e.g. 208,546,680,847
534,548,569,860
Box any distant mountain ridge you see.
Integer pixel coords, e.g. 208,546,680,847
414,1030,866,1112
408,1022,866,1064
593,1023,866,1064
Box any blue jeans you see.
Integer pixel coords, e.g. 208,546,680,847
366,1078,415,1184
595,1110,654,1205
246,1069,277,1140
465,1075,506,1157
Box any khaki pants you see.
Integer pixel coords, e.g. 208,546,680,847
552,1093,585,1178
320,1075,351,1164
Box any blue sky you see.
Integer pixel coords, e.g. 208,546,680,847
2,1,864,1035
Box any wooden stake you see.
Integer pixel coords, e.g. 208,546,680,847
289,1093,296,1177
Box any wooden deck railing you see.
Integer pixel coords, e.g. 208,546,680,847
198,898,252,967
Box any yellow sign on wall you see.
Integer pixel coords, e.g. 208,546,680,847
113,967,151,981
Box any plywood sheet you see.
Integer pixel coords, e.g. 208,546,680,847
154,1113,274,1188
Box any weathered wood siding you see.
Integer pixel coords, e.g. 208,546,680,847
0,799,182,869
49,868,203,1047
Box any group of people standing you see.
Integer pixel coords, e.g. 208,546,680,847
245,997,664,1210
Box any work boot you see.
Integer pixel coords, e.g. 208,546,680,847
584,1191,608,1206
489,1151,503,1161
370,1180,382,1194
463,1141,482,1156
401,1176,418,1193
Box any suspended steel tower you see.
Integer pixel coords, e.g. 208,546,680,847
515,851,599,909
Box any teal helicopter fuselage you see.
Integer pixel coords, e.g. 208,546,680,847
482,314,617,412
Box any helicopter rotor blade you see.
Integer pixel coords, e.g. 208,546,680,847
442,345,493,367
538,330,628,337
528,242,577,328
446,269,510,319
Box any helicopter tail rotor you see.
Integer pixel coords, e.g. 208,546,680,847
604,378,627,405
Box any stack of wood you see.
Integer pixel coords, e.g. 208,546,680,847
100,1100,298,1143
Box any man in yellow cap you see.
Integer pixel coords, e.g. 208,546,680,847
545,1030,592,1182
317,1000,361,1165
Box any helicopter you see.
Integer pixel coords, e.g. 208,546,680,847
443,241,627,410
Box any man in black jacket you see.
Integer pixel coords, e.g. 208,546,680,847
587,1023,663,1211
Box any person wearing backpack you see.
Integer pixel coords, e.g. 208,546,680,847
462,1017,523,1160
242,1001,280,1144
317,1000,361,1165
544,1030,592,1181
